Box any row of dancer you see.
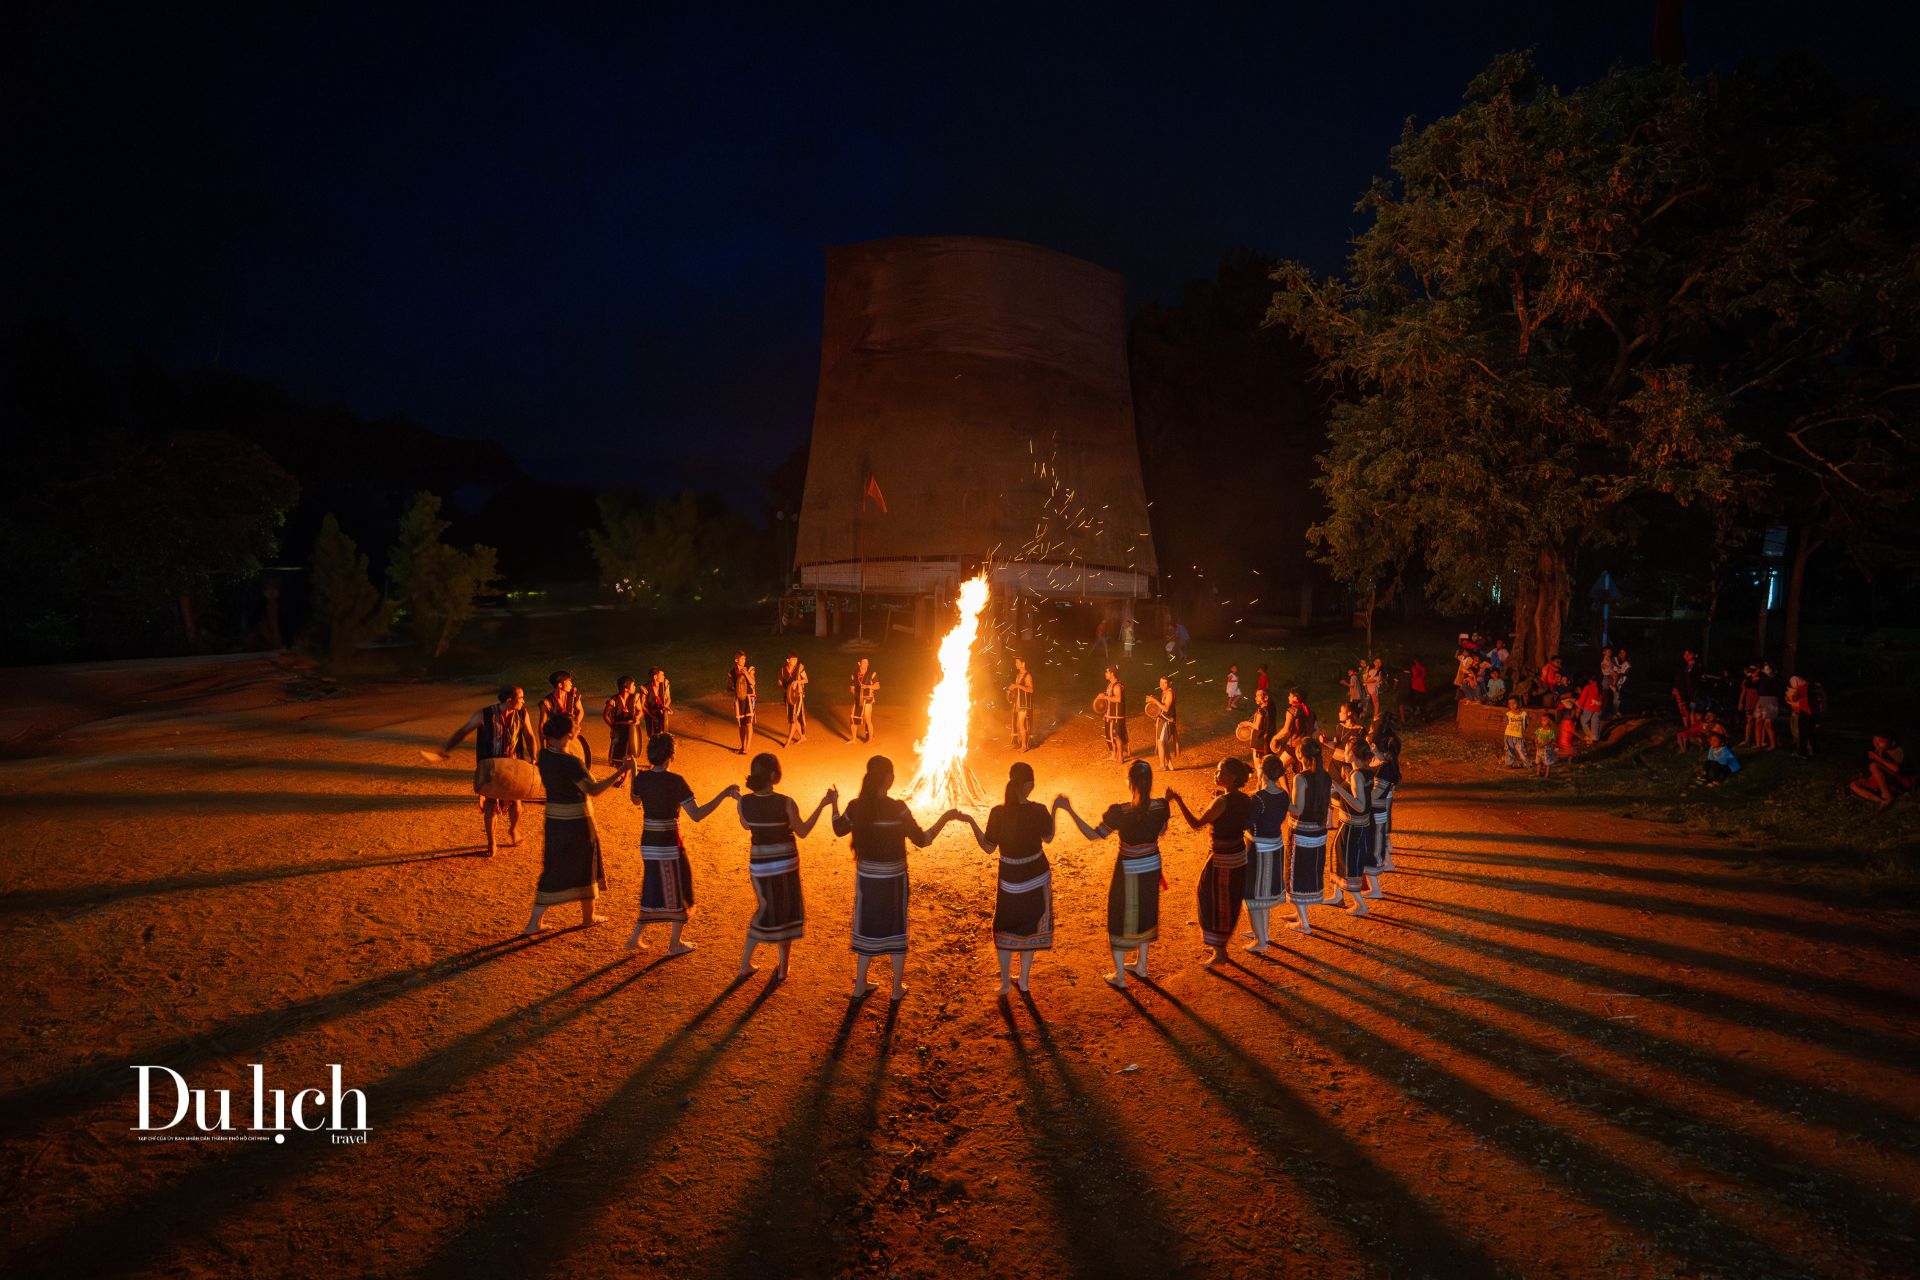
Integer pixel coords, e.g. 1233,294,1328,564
723,651,881,753
512,714,1400,1001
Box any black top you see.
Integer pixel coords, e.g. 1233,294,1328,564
630,768,694,820
1755,671,1783,699
984,800,1052,874
1247,788,1289,841
833,795,926,871
1335,767,1373,819
1292,770,1332,827
779,664,806,702
537,749,590,805
739,790,795,854
1252,703,1276,747
1100,799,1170,849
1207,791,1250,853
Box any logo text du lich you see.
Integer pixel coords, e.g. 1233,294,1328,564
133,1065,368,1141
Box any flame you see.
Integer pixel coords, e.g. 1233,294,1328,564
903,573,992,816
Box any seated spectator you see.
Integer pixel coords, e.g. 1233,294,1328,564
1697,732,1741,787
1484,668,1508,704
1849,734,1916,809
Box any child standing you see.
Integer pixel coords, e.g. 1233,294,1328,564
1503,699,1528,769
1533,715,1557,779
1225,664,1243,711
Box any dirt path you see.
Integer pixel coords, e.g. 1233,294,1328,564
1,671,1915,1278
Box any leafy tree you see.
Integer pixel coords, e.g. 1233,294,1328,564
388,492,498,659
1269,52,1832,674
308,514,391,665
587,490,761,607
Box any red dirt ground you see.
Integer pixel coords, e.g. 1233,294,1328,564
1,660,1916,1278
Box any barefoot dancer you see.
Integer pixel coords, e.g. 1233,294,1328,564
1056,759,1168,990
848,657,880,742
1243,754,1290,951
541,671,592,766
642,667,672,747
1329,745,1376,915
951,762,1056,995
726,652,757,754
1361,743,1399,898
1099,666,1128,762
603,676,641,771
623,733,739,954
1168,757,1252,966
432,685,534,856
1006,657,1034,752
832,756,964,1002
523,715,632,934
733,752,834,981
778,653,809,747
1282,739,1334,934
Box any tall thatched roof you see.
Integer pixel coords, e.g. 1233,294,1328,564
795,236,1158,597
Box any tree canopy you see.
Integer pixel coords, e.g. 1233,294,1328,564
1268,51,1918,674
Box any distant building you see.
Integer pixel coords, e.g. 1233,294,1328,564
795,236,1159,636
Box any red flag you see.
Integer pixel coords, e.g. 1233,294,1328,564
862,474,888,514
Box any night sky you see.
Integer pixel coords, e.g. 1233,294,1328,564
5,3,1910,490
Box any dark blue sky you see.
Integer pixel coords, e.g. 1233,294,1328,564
5,3,1910,488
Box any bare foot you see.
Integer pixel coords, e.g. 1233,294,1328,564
850,981,876,1000
1244,940,1270,954
503,834,519,848
1104,972,1127,990
997,981,1013,996
737,964,758,980
624,934,647,953
1362,886,1384,900
582,915,605,928
521,922,545,937
1348,899,1371,916
1125,961,1148,977
667,940,696,956
770,967,787,984
1207,948,1229,967
1287,921,1311,934
1016,976,1030,994
890,986,909,1003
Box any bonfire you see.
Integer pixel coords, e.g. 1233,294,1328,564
902,573,992,816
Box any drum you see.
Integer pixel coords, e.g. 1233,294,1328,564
474,756,540,802
1090,693,1108,714
1234,720,1255,744
1144,695,1165,722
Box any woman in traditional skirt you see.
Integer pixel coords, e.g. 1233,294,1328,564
778,654,809,747
732,752,835,982
642,667,672,745
622,732,739,955
1361,742,1399,900
1168,757,1252,966
1284,738,1334,933
522,714,634,934
1056,759,1169,991
1243,753,1292,951
603,676,642,770
950,761,1057,995
831,756,965,1001
1329,744,1375,915
1154,674,1180,771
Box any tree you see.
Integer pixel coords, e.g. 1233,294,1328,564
1269,53,1816,674
308,514,391,665
587,490,761,607
388,493,498,659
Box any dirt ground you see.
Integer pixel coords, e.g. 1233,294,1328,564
2,657,1917,1279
